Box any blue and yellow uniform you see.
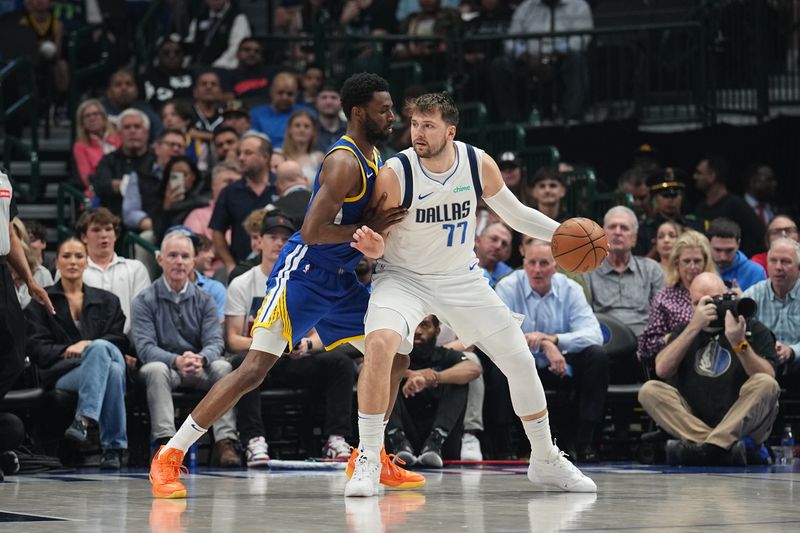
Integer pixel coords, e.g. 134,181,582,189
251,136,381,350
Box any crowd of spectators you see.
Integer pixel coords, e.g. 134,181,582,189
1,0,799,471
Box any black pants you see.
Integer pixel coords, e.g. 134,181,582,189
232,345,357,444
0,263,25,402
387,382,468,459
538,345,609,447
0,412,24,452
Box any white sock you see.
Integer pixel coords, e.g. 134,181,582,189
523,413,558,461
160,414,207,458
357,412,385,457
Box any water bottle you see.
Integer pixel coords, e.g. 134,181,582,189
781,425,795,465
188,442,198,470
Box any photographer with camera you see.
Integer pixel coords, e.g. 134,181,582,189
638,272,780,466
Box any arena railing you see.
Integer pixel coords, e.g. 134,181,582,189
56,182,90,241
0,57,40,201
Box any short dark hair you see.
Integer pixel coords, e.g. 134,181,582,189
617,167,647,189
340,72,389,120
703,154,729,185
158,128,187,142
196,234,213,253
162,155,200,186
75,207,121,238
237,37,261,51
707,217,741,241
405,92,459,126
213,125,239,139
162,99,194,123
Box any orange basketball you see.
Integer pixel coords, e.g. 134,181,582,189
551,217,608,273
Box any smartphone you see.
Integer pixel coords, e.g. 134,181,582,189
169,171,186,200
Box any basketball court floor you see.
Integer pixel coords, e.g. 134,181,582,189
1,462,799,532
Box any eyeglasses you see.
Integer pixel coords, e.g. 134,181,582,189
159,141,185,150
679,258,705,267
768,226,798,236
83,111,103,119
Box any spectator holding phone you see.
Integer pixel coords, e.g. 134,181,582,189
155,156,210,242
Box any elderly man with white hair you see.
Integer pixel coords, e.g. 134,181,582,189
743,237,800,382
583,206,665,338
132,231,241,467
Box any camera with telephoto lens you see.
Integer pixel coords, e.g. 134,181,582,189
710,293,757,329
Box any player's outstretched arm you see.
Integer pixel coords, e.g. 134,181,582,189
480,153,560,241
350,225,385,259
301,151,373,245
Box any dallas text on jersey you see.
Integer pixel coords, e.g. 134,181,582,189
415,200,471,224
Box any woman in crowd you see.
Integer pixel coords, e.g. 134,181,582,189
646,220,683,278
281,110,323,183
156,156,210,242
637,230,717,363
10,218,53,308
72,99,120,199
25,238,128,469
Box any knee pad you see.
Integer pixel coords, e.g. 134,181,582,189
475,323,546,417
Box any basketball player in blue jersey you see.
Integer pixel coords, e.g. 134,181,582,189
346,92,597,496
150,73,424,499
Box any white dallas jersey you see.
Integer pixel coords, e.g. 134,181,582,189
381,141,484,275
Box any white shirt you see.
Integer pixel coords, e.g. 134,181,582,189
507,0,593,56
382,141,483,275
185,5,252,69
82,254,151,334
225,265,269,336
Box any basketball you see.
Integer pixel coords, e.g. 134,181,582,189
551,217,608,273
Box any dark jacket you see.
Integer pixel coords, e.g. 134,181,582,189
91,149,157,217
25,282,129,388
272,188,312,228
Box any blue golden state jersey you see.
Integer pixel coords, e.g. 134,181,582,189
285,135,382,273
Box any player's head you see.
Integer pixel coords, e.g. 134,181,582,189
407,92,459,159
340,73,393,144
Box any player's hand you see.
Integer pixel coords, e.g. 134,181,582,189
363,192,407,234
350,225,385,259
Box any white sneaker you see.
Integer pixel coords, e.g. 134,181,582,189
461,433,483,461
322,435,351,459
344,449,381,497
527,449,597,492
246,436,271,468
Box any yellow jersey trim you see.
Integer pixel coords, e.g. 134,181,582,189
250,288,293,346
325,334,365,351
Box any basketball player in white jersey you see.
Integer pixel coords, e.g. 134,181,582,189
346,92,597,496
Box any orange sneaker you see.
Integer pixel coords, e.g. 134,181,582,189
346,448,426,490
150,446,188,499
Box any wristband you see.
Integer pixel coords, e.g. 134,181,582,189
733,339,750,353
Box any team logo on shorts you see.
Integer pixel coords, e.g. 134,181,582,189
303,264,311,273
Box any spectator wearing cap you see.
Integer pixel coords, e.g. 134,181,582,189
140,36,193,112
210,132,277,271
634,167,701,256
251,72,315,150
221,101,252,136
315,84,347,152
272,160,312,228
617,168,651,223
694,155,766,257
475,222,513,288
632,144,660,174
221,38,276,108
497,151,527,203
184,0,252,69
750,215,799,274
527,167,570,223
707,218,766,291
133,231,241,467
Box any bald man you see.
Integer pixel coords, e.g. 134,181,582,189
272,160,312,227
638,272,780,466
250,72,316,149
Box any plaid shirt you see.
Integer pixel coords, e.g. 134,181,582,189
743,279,800,366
